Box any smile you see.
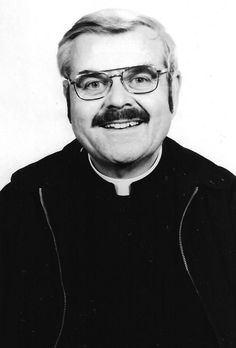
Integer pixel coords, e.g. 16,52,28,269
102,120,143,130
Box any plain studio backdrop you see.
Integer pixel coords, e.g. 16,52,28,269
0,0,235,189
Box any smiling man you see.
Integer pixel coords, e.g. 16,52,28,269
1,9,236,348
62,23,178,181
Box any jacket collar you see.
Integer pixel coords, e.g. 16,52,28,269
11,137,235,192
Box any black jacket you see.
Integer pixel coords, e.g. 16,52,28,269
1,137,236,348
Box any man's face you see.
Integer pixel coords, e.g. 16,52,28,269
67,27,180,176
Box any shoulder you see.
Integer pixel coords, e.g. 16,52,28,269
163,137,236,189
0,139,85,228
164,138,236,241
3,139,84,192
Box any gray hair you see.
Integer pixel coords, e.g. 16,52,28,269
57,9,178,79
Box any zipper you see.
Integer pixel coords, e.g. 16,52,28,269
39,188,67,348
179,186,224,347
178,186,200,295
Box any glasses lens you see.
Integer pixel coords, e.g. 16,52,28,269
75,72,110,99
123,65,159,93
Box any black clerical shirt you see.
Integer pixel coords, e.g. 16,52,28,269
57,152,218,348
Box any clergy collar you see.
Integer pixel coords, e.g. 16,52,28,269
88,147,162,196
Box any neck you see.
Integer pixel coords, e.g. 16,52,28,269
90,149,161,179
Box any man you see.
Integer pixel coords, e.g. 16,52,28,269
0,8,236,348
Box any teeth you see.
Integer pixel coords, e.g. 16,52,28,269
104,121,140,129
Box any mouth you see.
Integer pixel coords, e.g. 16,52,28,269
101,119,145,130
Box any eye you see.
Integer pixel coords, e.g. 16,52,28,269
133,75,152,83
128,73,153,89
75,74,109,92
76,78,105,90
84,80,105,90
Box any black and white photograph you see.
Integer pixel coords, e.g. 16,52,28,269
0,1,236,347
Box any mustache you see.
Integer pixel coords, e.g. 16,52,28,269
92,107,150,127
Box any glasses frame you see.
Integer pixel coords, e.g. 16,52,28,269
67,65,169,101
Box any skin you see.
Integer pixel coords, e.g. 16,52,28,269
64,26,181,178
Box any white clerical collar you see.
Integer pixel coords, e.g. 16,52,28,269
88,146,162,196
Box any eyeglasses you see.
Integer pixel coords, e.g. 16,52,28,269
67,65,168,101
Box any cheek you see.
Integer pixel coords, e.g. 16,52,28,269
145,98,173,142
70,100,100,131
136,84,170,116
145,96,171,124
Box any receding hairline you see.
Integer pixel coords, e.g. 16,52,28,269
57,9,177,78
58,9,166,46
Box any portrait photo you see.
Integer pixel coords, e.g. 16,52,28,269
0,0,236,347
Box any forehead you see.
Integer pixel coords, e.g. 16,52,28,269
70,27,165,75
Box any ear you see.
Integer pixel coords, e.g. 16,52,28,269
168,72,181,116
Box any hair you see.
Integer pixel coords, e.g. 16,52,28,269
57,9,179,79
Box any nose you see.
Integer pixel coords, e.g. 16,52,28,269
104,77,134,109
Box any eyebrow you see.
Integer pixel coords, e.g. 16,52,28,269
77,69,99,74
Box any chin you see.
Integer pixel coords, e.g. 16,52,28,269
107,150,145,166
